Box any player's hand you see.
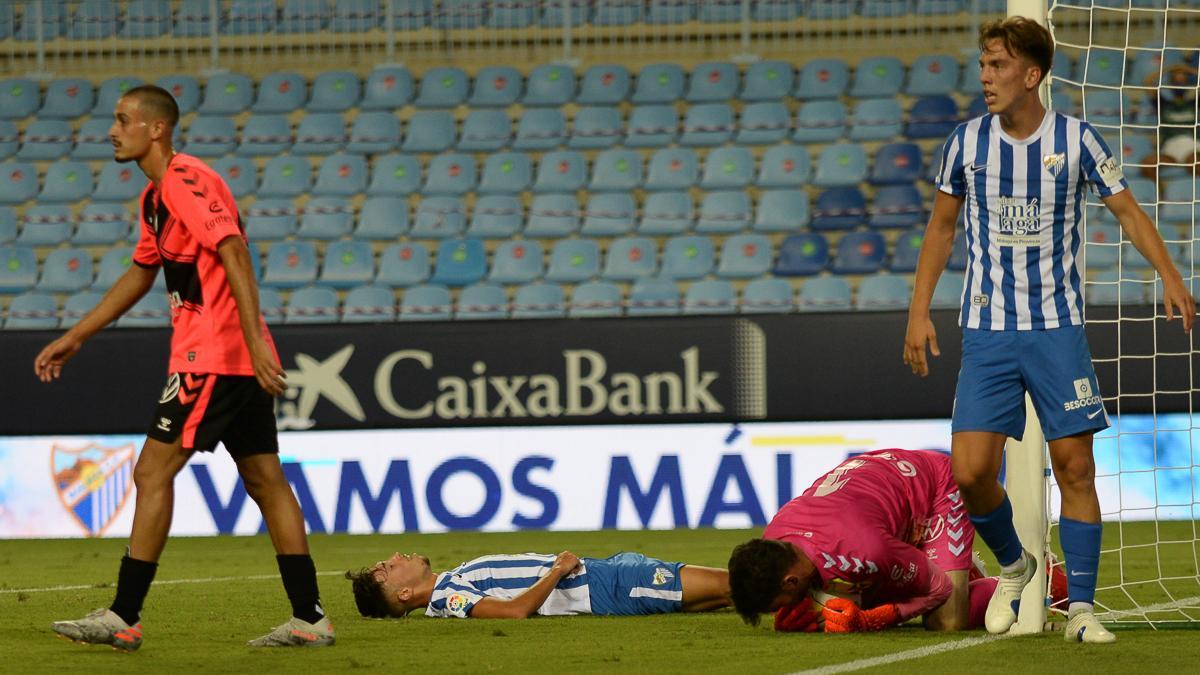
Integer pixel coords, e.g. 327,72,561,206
903,315,940,377
34,334,84,383
1160,275,1195,333
248,339,287,396
552,551,581,577
822,597,864,633
774,598,821,632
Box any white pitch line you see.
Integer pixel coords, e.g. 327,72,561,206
1096,595,1200,621
789,633,1014,675
0,570,344,595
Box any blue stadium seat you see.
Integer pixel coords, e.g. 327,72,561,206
92,77,143,115
581,193,636,237
647,0,694,24
245,199,297,241
0,161,37,204
682,279,736,315
399,284,452,321
262,241,319,289
225,0,277,34
487,0,535,28
368,154,421,196
604,237,658,280
389,0,432,28
1088,269,1148,306
871,142,923,185
37,247,93,293
856,273,911,311
116,293,171,328
753,190,810,233
1082,88,1131,127
753,0,801,21
869,185,925,229
590,149,643,192
889,228,926,273
93,246,134,290
355,196,410,240
795,58,849,99
331,0,381,31
632,64,685,103
0,207,13,243
0,245,37,292
411,196,467,238
700,146,754,189
346,111,400,154
40,160,93,203
186,115,238,157
578,64,631,105
569,281,623,318
737,102,790,145
279,0,333,33
292,112,346,155
430,238,486,286
478,152,533,194
467,195,522,239
627,278,680,316
237,114,292,157
680,103,734,146
959,57,982,95
757,145,811,188
40,79,93,119
639,192,693,235
297,197,354,239
742,61,794,101
17,205,71,246
156,74,200,115
458,110,511,152
661,235,714,279
526,194,579,238
61,290,103,327
71,118,114,160
686,62,738,103
174,0,216,36
813,143,867,187
696,191,751,234
1075,47,1125,86
512,282,566,319
377,242,430,287
524,64,576,107
931,272,964,310
796,275,851,311
121,0,171,38
200,74,253,115
320,240,375,289
435,0,486,28
539,0,587,24
644,148,697,191
1120,134,1154,171
0,78,39,120
259,155,312,198
362,66,414,110
906,54,960,96
906,95,959,138
490,239,545,284
546,238,600,283
402,110,455,152
18,120,72,160
569,107,623,149
424,152,478,196
415,67,469,108
792,100,847,144
849,98,903,141
253,72,307,113
594,0,644,25
850,56,905,98
832,231,886,274
455,283,509,320
513,108,567,151
93,162,146,202
74,202,132,245
860,0,909,16
717,234,772,279
285,286,339,324
741,277,794,313
1162,178,1199,225
534,151,587,193
342,285,395,323
469,66,522,107
310,70,361,112
625,105,678,147
211,156,257,198
5,292,58,329
812,187,867,231
915,0,966,14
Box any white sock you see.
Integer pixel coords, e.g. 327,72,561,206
1068,602,1094,617
1000,551,1027,576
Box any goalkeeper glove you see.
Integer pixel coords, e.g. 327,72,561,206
822,598,901,633
773,597,821,633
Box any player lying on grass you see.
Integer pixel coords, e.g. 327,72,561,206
346,551,730,619
729,449,1065,633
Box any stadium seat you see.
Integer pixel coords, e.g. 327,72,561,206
869,184,925,229
856,273,911,311
850,56,905,98
593,0,644,26
319,240,375,288
647,0,694,24
696,191,751,234
490,240,545,284
278,0,333,33
682,279,736,315
455,283,509,320
661,235,714,280
174,0,217,36
700,146,754,189
468,66,523,107
644,148,698,190
757,145,811,188
736,102,790,145
795,58,849,99
906,54,960,96
254,72,307,113
368,154,422,196
186,115,238,157
604,237,658,280
0,78,39,120
742,61,794,101
92,77,143,116
292,113,347,155
792,100,847,144
70,118,114,160
5,292,59,329
625,105,678,147
391,0,433,28
717,234,772,279
411,196,467,238
0,161,37,204
40,79,93,119
590,149,643,192
402,111,455,153
811,187,867,231
1088,269,1148,306
355,196,410,240
91,162,144,203
225,0,277,34
36,247,92,293
774,233,828,276
753,0,800,21
436,0,486,28
362,66,414,110
331,0,381,31
534,151,587,193
245,199,298,241
1081,88,1131,127
959,57,982,95
18,120,72,160
0,207,13,244
832,231,886,274
741,277,793,313
931,271,964,310
156,75,201,115
753,190,810,233
424,153,478,196
237,114,292,157
569,106,623,149
860,0,909,16
0,121,16,160
796,275,852,311
513,108,567,151
117,293,171,327
639,192,693,235
61,290,103,327
285,286,339,324
569,281,623,318
915,0,966,14
686,62,738,103
578,65,631,105
458,110,511,152
430,238,486,286
889,228,926,273
546,238,600,283
377,242,430,287
524,64,576,107
206,157,255,199
258,156,312,198
121,0,172,38
40,161,93,203
680,103,734,146
341,285,395,322
415,67,469,108
627,278,680,316
17,205,72,246
467,195,523,239
0,245,37,292
631,64,685,103
92,246,134,290
310,70,361,112
906,95,960,139
849,98,903,141
1075,47,1125,86
262,241,319,289
581,193,636,236
1085,222,1121,270
488,0,537,29
313,153,368,196
74,203,132,245
200,74,254,115
871,142,923,185
478,152,533,194
813,143,867,187
1162,178,1199,225
297,197,354,239
399,284,453,321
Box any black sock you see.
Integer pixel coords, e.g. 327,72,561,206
109,554,158,626
277,554,324,624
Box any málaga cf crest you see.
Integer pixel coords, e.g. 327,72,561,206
52,443,137,537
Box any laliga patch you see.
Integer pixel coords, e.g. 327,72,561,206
1042,152,1065,177
446,593,469,613
652,567,675,586
1097,157,1123,186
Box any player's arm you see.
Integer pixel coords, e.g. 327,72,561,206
1103,189,1196,331
466,551,581,619
217,235,286,396
904,190,965,377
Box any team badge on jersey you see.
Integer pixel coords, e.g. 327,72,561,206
52,443,137,537
652,567,675,586
1042,152,1065,177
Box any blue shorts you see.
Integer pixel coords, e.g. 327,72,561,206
952,326,1110,441
584,552,685,616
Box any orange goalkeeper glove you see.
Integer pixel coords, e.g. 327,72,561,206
822,598,901,633
774,597,821,632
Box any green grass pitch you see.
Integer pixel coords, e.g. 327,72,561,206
1,524,1197,674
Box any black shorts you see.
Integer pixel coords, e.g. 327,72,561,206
147,372,279,457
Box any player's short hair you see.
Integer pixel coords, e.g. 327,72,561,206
978,16,1054,85
345,568,392,618
121,84,180,128
727,538,799,626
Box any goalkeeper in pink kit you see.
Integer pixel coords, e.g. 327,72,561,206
728,449,1063,632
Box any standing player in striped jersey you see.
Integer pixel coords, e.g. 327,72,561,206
346,551,730,619
904,18,1195,644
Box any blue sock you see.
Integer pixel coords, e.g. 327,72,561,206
1060,517,1102,605
969,495,1024,567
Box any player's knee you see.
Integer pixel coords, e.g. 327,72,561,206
951,463,991,497
1053,454,1095,492
132,461,173,494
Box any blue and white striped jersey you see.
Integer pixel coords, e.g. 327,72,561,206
936,111,1127,330
426,554,591,618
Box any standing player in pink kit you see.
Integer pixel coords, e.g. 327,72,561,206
34,85,333,651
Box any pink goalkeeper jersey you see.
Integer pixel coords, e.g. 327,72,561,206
763,449,960,620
